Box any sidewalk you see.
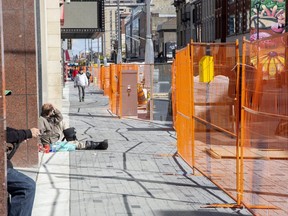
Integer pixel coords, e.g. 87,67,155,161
23,81,251,216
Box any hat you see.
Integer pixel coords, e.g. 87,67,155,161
5,90,12,96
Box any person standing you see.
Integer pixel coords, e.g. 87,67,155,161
71,66,79,81
74,67,88,102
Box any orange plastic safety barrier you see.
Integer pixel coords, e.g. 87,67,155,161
107,63,172,121
100,66,105,90
171,60,176,129
109,64,120,115
174,41,242,208
174,35,288,215
241,34,288,216
175,44,194,168
103,66,110,96
192,41,241,206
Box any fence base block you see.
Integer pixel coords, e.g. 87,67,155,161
246,205,279,210
202,203,278,210
201,203,241,209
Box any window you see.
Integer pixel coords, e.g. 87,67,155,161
246,9,250,32
238,12,243,34
228,15,235,35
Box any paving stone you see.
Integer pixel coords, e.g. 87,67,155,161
31,82,252,216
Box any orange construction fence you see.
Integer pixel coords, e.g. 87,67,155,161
102,63,173,121
174,34,288,215
109,64,120,115
103,66,110,96
171,60,176,129
175,44,194,167
241,34,288,216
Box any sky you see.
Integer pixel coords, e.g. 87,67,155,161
71,38,102,57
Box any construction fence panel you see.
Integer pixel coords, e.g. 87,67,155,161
191,42,240,202
91,65,101,88
109,64,119,114
137,64,150,120
99,66,104,90
242,34,288,216
103,66,110,96
152,63,173,122
175,44,194,167
108,63,173,122
135,63,173,121
171,60,177,129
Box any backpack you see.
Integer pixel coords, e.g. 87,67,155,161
63,127,77,141
86,71,91,79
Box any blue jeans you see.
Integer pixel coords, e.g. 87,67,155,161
7,168,36,216
77,85,85,101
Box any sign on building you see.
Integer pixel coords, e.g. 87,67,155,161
61,0,104,39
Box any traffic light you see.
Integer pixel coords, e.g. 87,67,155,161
67,39,72,50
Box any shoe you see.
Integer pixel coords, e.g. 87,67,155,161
85,140,99,150
99,139,108,150
79,99,82,102
82,97,84,102
93,139,108,150
85,140,108,150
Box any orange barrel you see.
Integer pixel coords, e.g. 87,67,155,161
137,84,146,105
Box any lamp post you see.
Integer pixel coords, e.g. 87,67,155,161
117,0,122,63
144,0,154,120
255,0,261,40
103,33,107,66
145,0,154,64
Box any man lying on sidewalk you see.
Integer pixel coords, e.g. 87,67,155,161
38,103,108,150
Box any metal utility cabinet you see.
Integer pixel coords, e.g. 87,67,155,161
120,70,138,117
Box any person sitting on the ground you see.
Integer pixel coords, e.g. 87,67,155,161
38,103,108,150
6,127,40,216
38,103,68,147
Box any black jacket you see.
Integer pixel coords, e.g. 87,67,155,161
6,127,32,168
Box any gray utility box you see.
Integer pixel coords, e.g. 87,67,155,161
120,70,138,117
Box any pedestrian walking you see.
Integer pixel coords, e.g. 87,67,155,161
74,67,88,102
71,66,79,81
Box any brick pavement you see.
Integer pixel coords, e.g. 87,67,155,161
31,81,252,216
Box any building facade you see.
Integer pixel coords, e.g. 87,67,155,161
103,0,139,61
156,19,177,61
174,0,253,48
125,0,176,62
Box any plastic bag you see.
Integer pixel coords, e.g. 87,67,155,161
51,141,76,152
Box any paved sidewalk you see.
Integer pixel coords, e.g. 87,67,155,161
26,81,251,216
